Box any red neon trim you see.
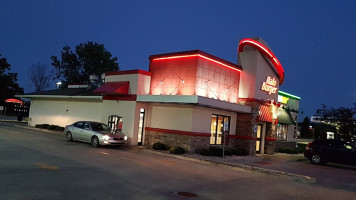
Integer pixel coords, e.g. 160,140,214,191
152,54,242,72
238,38,285,85
145,127,211,137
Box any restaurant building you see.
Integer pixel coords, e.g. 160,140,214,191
18,37,299,155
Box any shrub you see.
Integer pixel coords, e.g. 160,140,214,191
48,125,58,130
56,126,65,132
209,147,224,157
229,148,248,156
152,142,169,150
35,124,64,132
297,143,307,153
199,148,213,156
169,146,186,155
278,148,300,154
35,124,50,129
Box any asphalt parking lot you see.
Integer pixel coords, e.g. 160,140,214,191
2,121,356,195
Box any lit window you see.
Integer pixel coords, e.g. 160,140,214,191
277,124,288,141
210,114,230,145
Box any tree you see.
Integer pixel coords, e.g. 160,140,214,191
315,104,356,140
300,117,312,138
50,42,119,84
0,54,23,104
29,63,55,93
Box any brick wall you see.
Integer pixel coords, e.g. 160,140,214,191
264,122,276,154
144,130,210,153
233,113,256,156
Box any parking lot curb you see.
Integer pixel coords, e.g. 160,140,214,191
142,148,316,184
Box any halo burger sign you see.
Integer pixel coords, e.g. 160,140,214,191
261,76,277,94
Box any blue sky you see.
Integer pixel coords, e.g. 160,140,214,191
0,0,355,120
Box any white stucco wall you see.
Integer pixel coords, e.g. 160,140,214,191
147,104,194,132
238,48,258,99
28,97,141,145
238,47,279,102
145,103,237,136
287,111,298,141
101,100,137,144
28,98,103,127
254,53,279,101
105,73,151,95
192,106,237,135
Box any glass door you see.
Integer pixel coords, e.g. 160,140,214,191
256,125,262,153
137,108,145,146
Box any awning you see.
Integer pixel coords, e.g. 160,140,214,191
5,98,23,105
277,108,295,125
257,105,273,122
94,81,129,94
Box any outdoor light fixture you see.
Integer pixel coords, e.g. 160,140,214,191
179,77,184,84
56,82,62,89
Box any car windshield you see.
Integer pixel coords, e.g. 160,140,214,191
90,123,110,132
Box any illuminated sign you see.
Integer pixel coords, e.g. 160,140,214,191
261,76,277,94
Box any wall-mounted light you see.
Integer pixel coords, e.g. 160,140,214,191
56,82,62,89
179,77,184,84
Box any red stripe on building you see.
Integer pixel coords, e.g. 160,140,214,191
265,137,277,141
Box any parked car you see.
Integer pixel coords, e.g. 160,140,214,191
64,121,127,147
304,139,356,165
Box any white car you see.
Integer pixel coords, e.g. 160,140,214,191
64,121,127,147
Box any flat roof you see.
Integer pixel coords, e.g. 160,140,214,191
137,95,251,113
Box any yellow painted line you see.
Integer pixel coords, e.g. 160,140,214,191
100,152,110,155
35,163,59,170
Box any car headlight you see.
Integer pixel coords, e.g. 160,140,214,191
124,136,127,140
103,135,110,140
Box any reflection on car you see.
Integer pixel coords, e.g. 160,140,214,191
304,139,356,165
64,121,127,147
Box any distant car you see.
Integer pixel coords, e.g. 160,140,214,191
304,139,356,165
64,121,127,147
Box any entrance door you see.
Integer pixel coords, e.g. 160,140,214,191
137,108,145,146
256,125,262,153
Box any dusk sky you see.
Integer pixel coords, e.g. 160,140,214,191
0,0,355,120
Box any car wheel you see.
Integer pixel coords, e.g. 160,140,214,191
66,132,73,142
311,154,323,165
91,136,100,147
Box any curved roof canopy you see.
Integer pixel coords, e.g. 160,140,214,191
238,38,285,85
